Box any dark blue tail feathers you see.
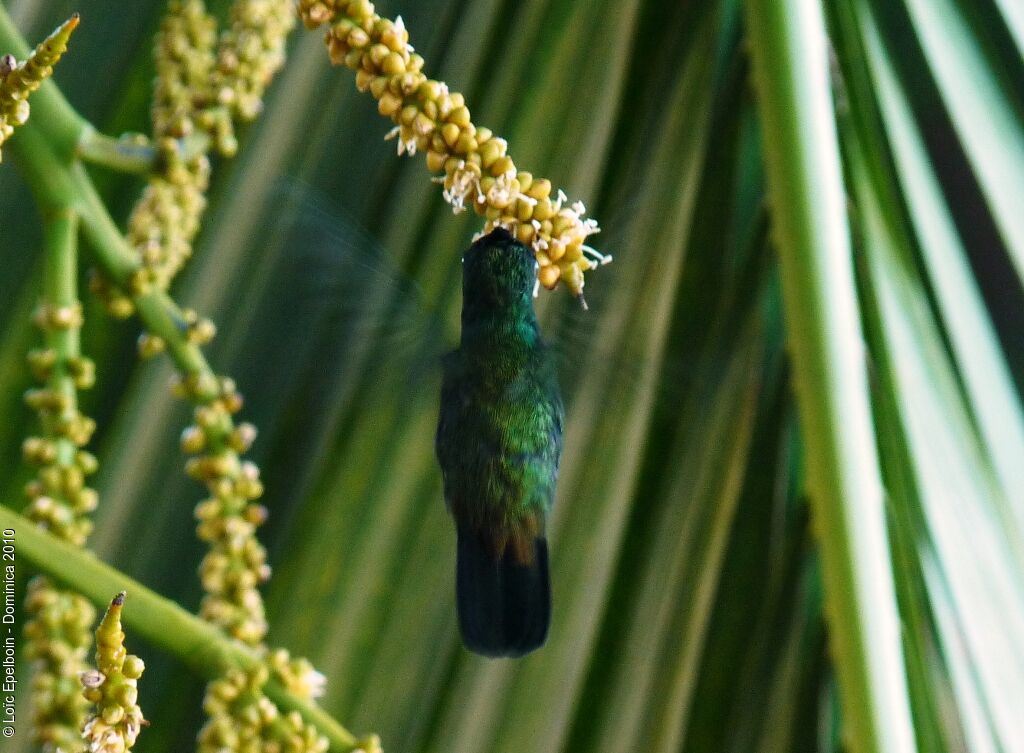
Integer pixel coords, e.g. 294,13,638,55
456,525,550,658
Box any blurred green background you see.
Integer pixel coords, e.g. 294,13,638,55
2,0,1023,752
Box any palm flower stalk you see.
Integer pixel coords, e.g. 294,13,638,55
20,211,98,753
80,593,147,753
4,20,94,753
175,369,272,646
198,664,337,753
297,0,609,300
117,0,217,305
206,0,296,138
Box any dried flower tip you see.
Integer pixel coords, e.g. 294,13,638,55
0,15,80,158
82,592,146,753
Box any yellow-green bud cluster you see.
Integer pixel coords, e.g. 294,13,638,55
22,289,100,753
266,648,326,700
23,303,98,546
152,0,217,139
173,373,269,645
113,1,218,301
0,15,79,160
125,143,211,293
297,1,608,297
195,655,376,749
207,0,296,138
198,664,330,753
88,271,135,320
100,0,297,311
81,593,146,753
23,577,96,753
124,0,217,299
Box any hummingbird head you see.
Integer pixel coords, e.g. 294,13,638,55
462,228,536,312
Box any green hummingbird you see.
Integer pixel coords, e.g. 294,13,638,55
436,227,564,658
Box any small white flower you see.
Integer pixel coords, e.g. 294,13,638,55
582,245,612,265
392,16,414,52
486,173,516,207
384,126,416,156
441,161,480,214
81,670,106,688
553,188,568,212
300,668,328,699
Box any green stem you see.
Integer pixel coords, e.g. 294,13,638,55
743,1,916,752
77,127,212,175
76,128,155,174
13,123,218,400
1,41,214,398
0,504,361,753
134,289,212,379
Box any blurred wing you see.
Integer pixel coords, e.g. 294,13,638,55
214,178,446,495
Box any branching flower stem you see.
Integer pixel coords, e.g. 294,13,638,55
15,121,217,396
0,504,362,753
76,128,212,175
4,79,219,401
74,130,155,174
1,13,368,751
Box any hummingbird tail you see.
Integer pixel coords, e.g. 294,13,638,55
456,523,550,658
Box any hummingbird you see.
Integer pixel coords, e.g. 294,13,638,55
436,227,564,658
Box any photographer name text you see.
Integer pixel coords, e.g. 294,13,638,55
2,527,16,738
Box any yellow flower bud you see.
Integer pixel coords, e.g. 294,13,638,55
354,68,373,91
381,51,405,75
490,155,515,177
539,265,561,289
515,223,535,244
533,197,554,221
448,105,471,128
347,27,370,49
180,425,207,454
426,150,447,172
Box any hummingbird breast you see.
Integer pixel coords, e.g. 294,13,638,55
436,337,564,541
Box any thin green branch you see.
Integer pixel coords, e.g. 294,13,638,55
76,127,211,175
6,82,217,394
0,504,362,753
10,118,213,394
75,128,155,174
744,0,917,752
